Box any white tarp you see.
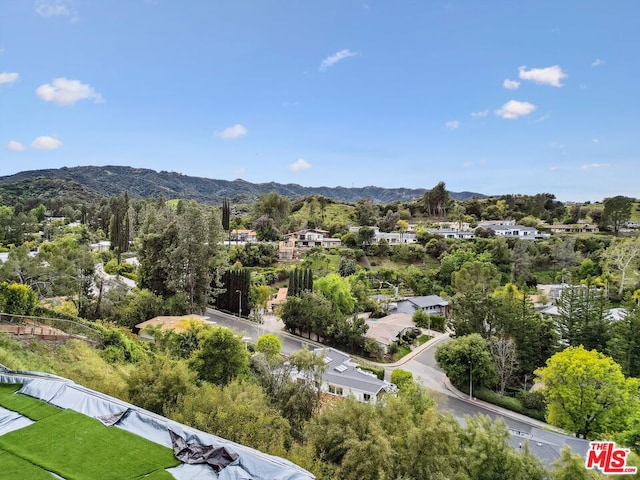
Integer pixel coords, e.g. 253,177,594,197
1,371,315,480
0,406,34,436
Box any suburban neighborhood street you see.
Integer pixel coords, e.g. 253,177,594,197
205,308,590,467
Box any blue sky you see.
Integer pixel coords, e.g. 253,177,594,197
1,1,639,202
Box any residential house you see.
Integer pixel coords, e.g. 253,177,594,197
278,229,341,260
365,313,419,353
430,221,473,232
267,287,288,311
348,226,417,244
394,295,449,317
309,347,395,403
478,219,516,227
535,284,624,321
427,228,476,240
546,224,599,234
230,229,258,242
134,314,209,338
480,223,550,240
90,240,111,252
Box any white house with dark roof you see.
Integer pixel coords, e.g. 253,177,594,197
427,228,476,240
480,223,550,240
394,295,449,317
348,226,417,244
310,347,395,403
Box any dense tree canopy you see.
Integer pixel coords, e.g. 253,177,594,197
535,345,638,438
189,326,250,385
603,195,634,235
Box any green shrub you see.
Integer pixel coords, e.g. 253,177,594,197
472,387,546,422
517,389,546,411
391,369,413,389
430,315,446,332
358,365,385,380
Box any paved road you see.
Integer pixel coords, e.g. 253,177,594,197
205,309,316,354
204,309,589,466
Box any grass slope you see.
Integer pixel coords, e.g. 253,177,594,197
0,450,57,480
0,383,61,421
0,409,179,480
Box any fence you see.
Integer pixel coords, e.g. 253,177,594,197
0,313,102,345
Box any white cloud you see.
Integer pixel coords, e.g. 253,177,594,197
36,78,102,105
549,166,560,171
503,78,520,90
471,109,489,118
592,58,605,67
214,124,248,140
518,65,567,87
6,141,25,152
320,49,358,71
592,137,600,143
495,100,536,119
463,161,473,168
445,120,460,130
0,72,19,85
35,0,78,22
288,158,311,172
31,136,63,150
581,163,610,169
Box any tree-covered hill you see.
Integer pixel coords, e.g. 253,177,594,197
0,165,486,205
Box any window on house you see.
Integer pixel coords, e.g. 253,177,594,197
328,385,344,396
363,393,371,402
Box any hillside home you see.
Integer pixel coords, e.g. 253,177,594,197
134,314,209,337
309,347,395,403
278,229,341,260
478,219,516,227
365,313,419,353
394,295,449,317
480,223,550,240
267,287,288,311
90,240,111,252
230,229,258,242
547,224,600,234
348,226,417,244
430,221,473,231
427,228,476,240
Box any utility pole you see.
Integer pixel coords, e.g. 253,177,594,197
469,359,473,401
236,290,242,318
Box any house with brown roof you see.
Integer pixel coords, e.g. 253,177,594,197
134,314,209,338
365,313,418,353
547,223,599,234
267,287,288,311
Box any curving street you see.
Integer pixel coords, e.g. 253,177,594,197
205,308,589,467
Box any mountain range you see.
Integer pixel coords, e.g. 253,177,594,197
0,165,486,205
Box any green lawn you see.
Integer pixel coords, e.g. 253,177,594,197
0,450,57,480
0,409,179,480
0,383,62,421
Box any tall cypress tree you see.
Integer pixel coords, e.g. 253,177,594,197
222,198,231,246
